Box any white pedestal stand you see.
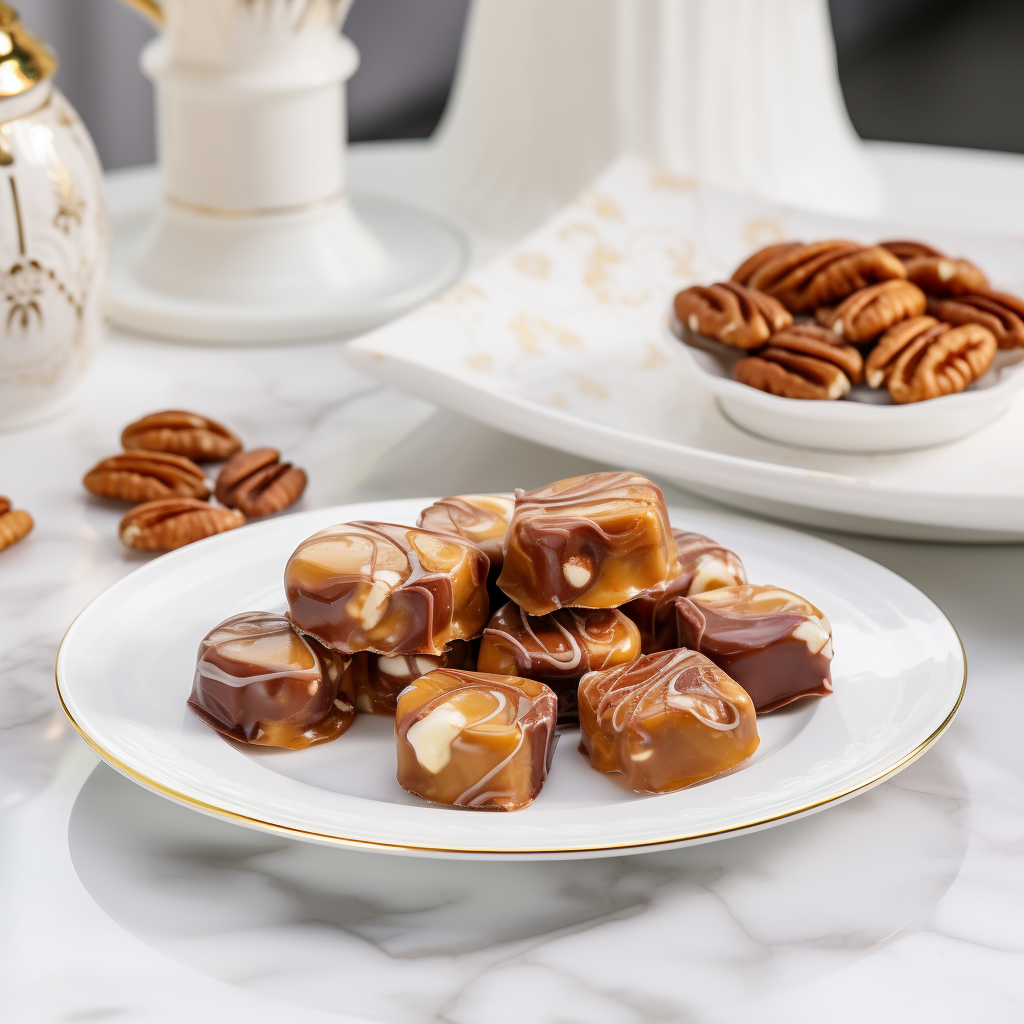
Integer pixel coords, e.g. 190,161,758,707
428,0,882,243
111,0,465,344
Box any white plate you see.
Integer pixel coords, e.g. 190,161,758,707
667,319,1024,452
347,155,1024,540
56,498,965,860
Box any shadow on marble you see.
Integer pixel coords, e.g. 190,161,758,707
69,753,969,1024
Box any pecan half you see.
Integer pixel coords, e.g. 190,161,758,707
888,323,997,405
119,499,245,551
733,325,862,400
674,281,792,350
731,242,802,287
816,279,927,343
122,410,242,462
880,240,989,296
927,291,1024,350
214,448,307,517
745,240,907,313
83,451,211,503
864,316,939,388
0,506,33,553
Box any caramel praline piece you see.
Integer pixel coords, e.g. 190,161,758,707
622,530,747,654
496,472,681,616
417,494,514,569
188,612,354,749
343,640,475,716
578,650,759,793
476,604,641,726
396,670,558,811
674,584,834,713
285,521,489,656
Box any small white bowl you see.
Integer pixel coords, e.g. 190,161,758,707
665,317,1024,452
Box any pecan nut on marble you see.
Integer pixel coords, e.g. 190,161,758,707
578,649,759,793
880,240,989,297
673,281,792,350
816,279,927,343
736,240,907,313
0,497,33,554
189,612,354,749
119,498,246,551
395,669,558,811
122,410,242,462
215,448,307,517
864,317,997,405
733,324,863,400
927,291,1024,350
83,450,211,503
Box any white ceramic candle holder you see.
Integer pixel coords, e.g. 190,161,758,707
113,0,465,344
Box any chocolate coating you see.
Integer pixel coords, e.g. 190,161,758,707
285,521,490,656
343,640,475,716
622,530,747,653
188,611,354,749
674,584,834,712
417,494,514,568
496,472,681,616
476,604,641,726
578,649,759,793
396,669,558,811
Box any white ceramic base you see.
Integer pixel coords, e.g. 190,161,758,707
110,177,467,344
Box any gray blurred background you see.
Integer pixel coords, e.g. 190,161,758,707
11,0,1024,171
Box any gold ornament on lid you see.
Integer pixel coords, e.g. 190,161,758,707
0,3,58,97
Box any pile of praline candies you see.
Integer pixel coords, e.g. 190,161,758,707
189,471,835,811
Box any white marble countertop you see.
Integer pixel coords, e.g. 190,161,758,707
2,142,1023,1023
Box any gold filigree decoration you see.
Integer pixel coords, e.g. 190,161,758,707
51,164,84,233
465,353,493,373
576,375,610,400
744,217,786,250
641,342,669,370
664,240,697,280
4,259,44,330
651,169,697,193
439,282,485,306
559,223,647,307
510,252,551,280
572,187,624,222
509,313,583,355
548,392,571,409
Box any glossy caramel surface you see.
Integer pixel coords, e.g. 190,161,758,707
188,611,353,749
675,584,834,712
285,520,489,656
496,472,681,616
343,641,475,716
622,530,747,653
417,494,514,567
395,669,558,811
477,604,641,725
578,650,759,793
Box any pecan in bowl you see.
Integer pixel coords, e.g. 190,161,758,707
864,316,997,403
739,240,907,313
816,279,927,343
0,498,33,554
84,451,211,503
215,448,307,517
731,242,802,287
733,324,863,400
122,410,242,462
673,282,791,350
880,240,989,296
927,292,1024,350
119,499,246,551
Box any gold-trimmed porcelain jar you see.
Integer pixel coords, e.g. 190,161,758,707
0,3,109,430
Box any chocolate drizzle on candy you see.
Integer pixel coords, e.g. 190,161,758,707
622,530,747,653
417,494,514,568
578,649,759,793
188,612,354,749
497,472,681,616
285,521,490,657
395,669,558,811
674,584,834,712
477,604,641,726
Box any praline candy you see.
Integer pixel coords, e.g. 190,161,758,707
188,611,353,749
343,640,475,716
285,521,489,656
674,584,834,712
622,530,747,653
476,604,641,726
395,670,558,811
496,472,681,616
417,494,514,570
578,649,759,793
